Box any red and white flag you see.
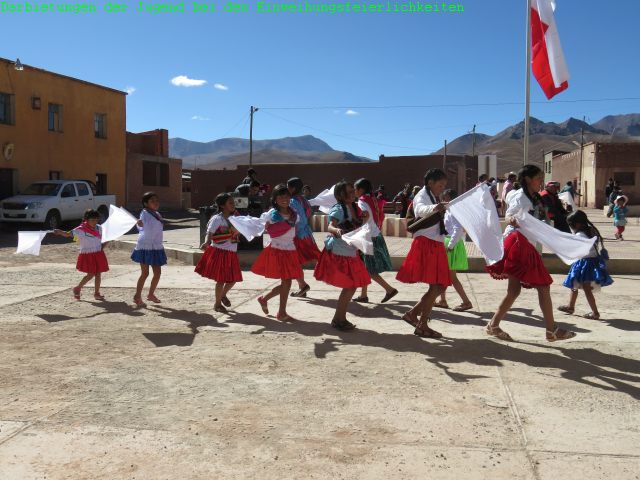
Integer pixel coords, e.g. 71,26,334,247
531,0,570,99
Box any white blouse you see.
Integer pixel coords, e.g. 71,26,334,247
134,209,164,250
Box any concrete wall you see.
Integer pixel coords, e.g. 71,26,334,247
191,154,478,208
0,58,126,202
126,153,183,210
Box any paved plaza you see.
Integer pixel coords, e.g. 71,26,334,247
0,229,638,479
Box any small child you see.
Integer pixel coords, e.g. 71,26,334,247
314,180,371,331
195,193,242,313
613,195,629,240
54,209,109,300
287,177,321,298
435,189,473,312
252,184,303,321
131,192,167,306
558,210,613,320
353,177,398,304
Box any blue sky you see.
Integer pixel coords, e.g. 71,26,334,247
2,0,639,158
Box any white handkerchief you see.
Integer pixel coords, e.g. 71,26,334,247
229,215,267,242
16,230,51,256
515,210,596,265
447,184,504,265
342,224,374,255
101,205,138,243
309,186,336,214
558,191,576,210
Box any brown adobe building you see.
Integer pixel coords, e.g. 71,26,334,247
190,153,478,208
126,129,183,210
0,57,126,201
549,142,640,208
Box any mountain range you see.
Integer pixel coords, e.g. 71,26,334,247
170,135,372,170
170,114,640,173
434,113,640,173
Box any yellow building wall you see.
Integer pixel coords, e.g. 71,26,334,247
0,59,126,203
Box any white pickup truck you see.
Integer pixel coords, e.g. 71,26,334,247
0,180,115,229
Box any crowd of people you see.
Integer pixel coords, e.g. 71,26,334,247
50,162,624,344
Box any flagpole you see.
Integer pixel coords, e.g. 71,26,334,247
524,0,532,166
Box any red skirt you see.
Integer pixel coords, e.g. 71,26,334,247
195,246,243,283
76,251,109,274
396,236,452,286
486,231,552,288
294,235,321,264
251,245,303,280
314,249,371,289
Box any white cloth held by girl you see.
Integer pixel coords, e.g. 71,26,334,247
342,224,374,255
309,186,336,214
16,230,52,256
100,205,138,243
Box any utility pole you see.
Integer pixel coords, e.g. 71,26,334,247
472,124,476,157
524,0,532,166
249,106,259,167
443,140,447,169
578,115,585,207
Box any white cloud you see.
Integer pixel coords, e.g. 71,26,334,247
171,75,207,87
345,109,359,116
191,115,210,121
125,86,136,95
213,83,229,91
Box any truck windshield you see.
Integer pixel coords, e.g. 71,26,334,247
22,183,62,196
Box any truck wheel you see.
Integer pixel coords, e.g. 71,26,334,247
44,210,62,230
97,205,109,223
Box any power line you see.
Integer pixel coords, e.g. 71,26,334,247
218,112,250,139
261,110,441,152
259,97,640,111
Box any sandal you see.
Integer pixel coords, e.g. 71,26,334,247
546,327,576,342
557,305,574,315
93,293,105,301
381,288,398,304
433,301,449,309
72,287,81,300
583,312,600,320
352,296,369,303
486,324,513,341
133,296,146,308
214,304,228,314
401,312,419,328
453,303,473,312
414,318,442,339
291,285,310,298
331,318,356,331
146,294,161,304
221,296,231,307
257,296,269,315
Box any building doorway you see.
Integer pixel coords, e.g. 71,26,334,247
0,169,15,200
95,173,107,195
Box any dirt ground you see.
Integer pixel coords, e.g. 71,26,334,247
0,242,639,480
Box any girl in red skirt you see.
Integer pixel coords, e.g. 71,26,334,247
314,180,371,331
195,193,242,313
54,209,109,300
486,164,576,342
396,169,452,338
287,177,321,298
252,184,304,321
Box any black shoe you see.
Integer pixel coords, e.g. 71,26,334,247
352,296,369,303
221,296,231,307
381,288,398,303
331,319,356,331
291,284,310,298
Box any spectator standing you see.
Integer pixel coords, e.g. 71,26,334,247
539,181,570,233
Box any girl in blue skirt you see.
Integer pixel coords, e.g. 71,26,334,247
132,192,167,306
558,210,612,320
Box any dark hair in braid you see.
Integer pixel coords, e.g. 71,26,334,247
354,178,373,195
270,183,291,209
424,168,447,186
567,210,604,249
287,177,304,195
517,164,542,207
333,180,362,230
